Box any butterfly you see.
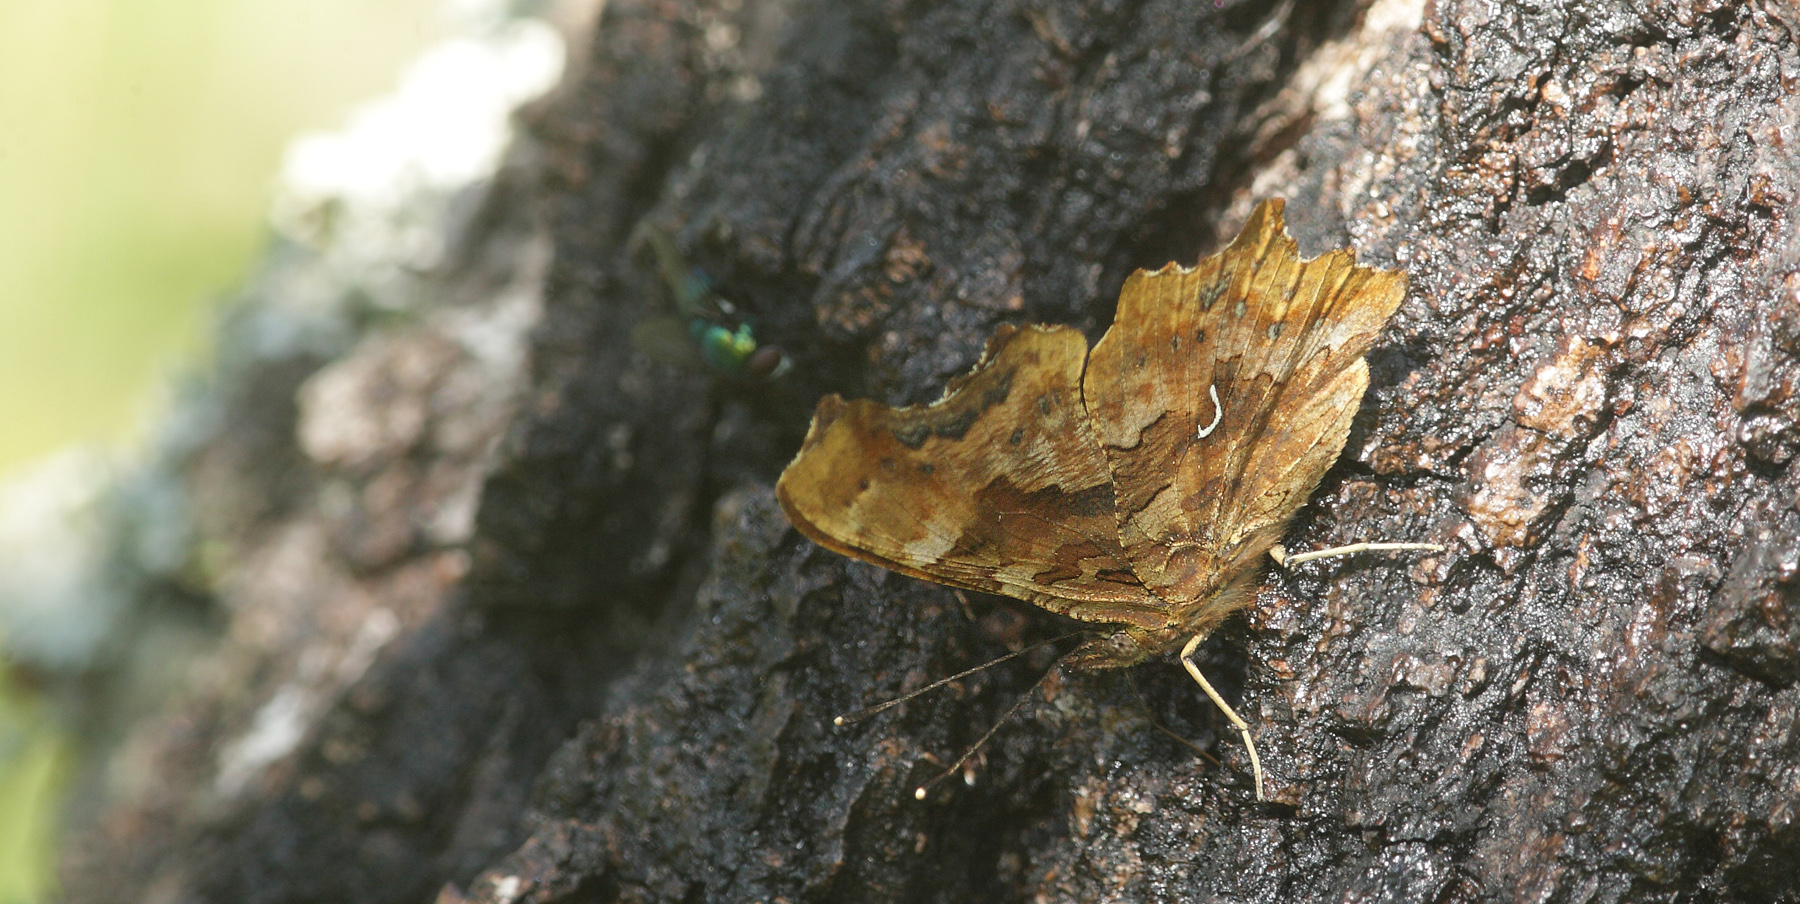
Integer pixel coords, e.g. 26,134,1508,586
775,199,1435,800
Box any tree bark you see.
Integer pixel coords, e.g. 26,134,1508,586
60,0,1800,902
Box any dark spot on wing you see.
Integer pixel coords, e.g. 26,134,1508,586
1058,482,1116,517
1010,427,1024,445
979,371,1014,409
1199,282,1225,310
934,408,978,440
888,368,1015,448
970,477,1116,522
893,423,931,449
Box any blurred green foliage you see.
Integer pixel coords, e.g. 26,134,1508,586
0,674,66,904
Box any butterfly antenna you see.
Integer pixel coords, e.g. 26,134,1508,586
1150,720,1223,767
911,678,1043,800
1123,669,1225,768
832,632,1081,727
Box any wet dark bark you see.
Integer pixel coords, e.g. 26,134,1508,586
60,1,1800,902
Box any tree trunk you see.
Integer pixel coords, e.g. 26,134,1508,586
60,0,1800,902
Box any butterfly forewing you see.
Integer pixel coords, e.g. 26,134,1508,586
1083,250,1229,603
1199,204,1406,579
1083,199,1407,612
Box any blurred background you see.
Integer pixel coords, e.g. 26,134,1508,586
0,0,452,471
0,1,473,898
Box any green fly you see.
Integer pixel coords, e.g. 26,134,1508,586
630,224,791,382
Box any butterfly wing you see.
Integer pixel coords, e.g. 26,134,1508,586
1083,199,1407,607
778,324,1168,628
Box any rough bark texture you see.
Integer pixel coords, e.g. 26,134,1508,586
56,0,1800,902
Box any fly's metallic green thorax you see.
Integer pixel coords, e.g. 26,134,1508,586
629,223,792,383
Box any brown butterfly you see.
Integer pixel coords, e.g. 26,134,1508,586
775,199,1436,800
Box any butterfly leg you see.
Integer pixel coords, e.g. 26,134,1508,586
1268,541,1444,568
1179,634,1265,801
